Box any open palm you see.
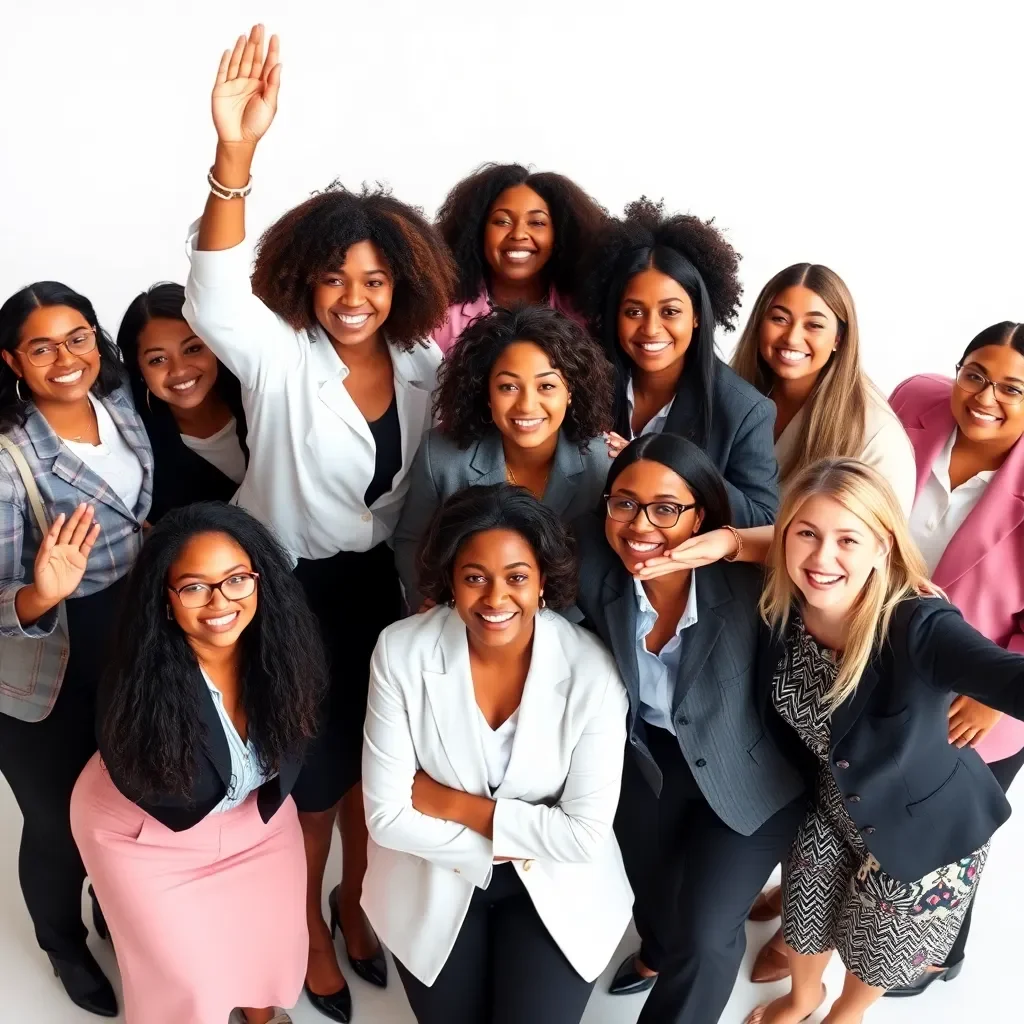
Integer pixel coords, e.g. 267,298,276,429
33,504,101,605
212,24,281,146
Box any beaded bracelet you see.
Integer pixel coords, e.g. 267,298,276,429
207,168,253,200
722,524,744,562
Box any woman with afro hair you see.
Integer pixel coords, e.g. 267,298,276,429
431,162,607,354
393,304,616,609
182,26,457,1022
584,198,780,528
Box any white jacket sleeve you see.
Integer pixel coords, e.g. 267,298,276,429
182,220,303,390
362,634,494,888
491,667,628,863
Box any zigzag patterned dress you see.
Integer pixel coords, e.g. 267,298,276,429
772,616,988,988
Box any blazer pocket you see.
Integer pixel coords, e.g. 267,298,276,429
867,706,912,729
906,760,968,817
715,660,756,688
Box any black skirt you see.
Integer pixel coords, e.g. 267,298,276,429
290,543,402,812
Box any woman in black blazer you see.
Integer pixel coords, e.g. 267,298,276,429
70,502,326,1024
747,458,1024,1024
117,283,248,521
583,198,779,527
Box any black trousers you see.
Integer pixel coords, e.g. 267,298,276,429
617,727,806,1024
0,581,122,959
394,862,595,1024
941,742,1024,967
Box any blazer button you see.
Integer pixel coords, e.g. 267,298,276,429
836,759,850,769
453,867,461,874
523,860,534,872
361,512,372,522
678,716,690,726
695,758,707,768
848,794,862,803
132,524,142,533
863,826,876,835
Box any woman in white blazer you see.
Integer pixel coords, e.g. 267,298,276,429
183,26,457,1021
362,483,633,1024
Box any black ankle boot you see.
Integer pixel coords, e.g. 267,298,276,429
47,947,118,1017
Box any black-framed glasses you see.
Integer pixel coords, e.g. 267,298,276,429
955,364,1024,406
167,572,260,609
604,494,698,528
19,328,98,368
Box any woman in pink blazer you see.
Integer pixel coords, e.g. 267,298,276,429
431,164,606,353
886,320,1024,995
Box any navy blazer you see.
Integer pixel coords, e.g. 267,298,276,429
614,357,779,528
756,596,1024,882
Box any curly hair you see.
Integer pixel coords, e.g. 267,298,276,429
433,304,614,449
100,502,328,801
0,281,124,430
581,197,743,447
436,163,608,306
417,483,578,609
250,181,458,350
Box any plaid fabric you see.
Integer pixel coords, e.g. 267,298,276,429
0,384,152,721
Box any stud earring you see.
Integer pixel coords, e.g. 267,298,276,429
166,604,173,621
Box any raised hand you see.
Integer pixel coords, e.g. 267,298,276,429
212,24,281,147
604,431,630,458
32,503,101,605
632,527,737,579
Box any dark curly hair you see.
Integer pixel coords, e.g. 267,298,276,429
100,502,327,801
417,483,578,609
0,281,124,430
250,181,458,350
582,197,743,446
436,163,608,306
433,304,614,449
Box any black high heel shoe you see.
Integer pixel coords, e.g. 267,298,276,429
87,885,108,941
328,885,388,989
47,948,118,1018
883,958,964,997
303,979,352,1023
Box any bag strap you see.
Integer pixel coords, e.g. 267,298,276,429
0,433,50,536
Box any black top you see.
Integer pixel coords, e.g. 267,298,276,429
613,357,780,528
365,396,402,507
98,665,303,832
756,595,1024,883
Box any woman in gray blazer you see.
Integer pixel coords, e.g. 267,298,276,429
394,304,616,610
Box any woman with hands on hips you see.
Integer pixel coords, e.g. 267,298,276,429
362,484,633,1024
185,26,456,1021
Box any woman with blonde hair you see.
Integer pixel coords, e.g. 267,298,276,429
731,264,916,511
746,458,1024,1024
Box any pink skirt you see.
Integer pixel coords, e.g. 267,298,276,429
70,753,307,1024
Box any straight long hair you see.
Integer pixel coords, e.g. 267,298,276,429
760,458,933,709
732,264,871,483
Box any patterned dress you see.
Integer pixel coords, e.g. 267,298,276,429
772,617,988,989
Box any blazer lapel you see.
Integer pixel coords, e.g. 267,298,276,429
672,565,727,709
195,668,233,792
903,394,955,504
468,432,509,486
599,566,642,722
828,659,882,748
312,336,375,445
541,433,586,516
421,609,490,795
662,371,700,440
105,388,154,519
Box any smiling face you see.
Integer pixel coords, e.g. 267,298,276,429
488,341,569,452
604,459,703,568
167,531,258,652
2,304,101,405
482,185,555,287
617,268,698,375
312,240,394,348
952,343,1024,446
757,284,839,383
137,318,220,411
784,494,889,620
451,528,545,650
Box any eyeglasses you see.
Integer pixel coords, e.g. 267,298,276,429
19,328,98,367
604,494,698,528
167,572,260,609
955,364,1024,406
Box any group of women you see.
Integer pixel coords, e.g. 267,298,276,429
0,22,1021,1024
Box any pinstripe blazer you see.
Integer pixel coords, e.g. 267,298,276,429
0,384,153,721
572,513,805,836
394,428,611,610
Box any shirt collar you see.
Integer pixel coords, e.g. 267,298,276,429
633,572,699,636
933,428,997,494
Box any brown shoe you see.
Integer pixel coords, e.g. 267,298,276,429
750,928,791,984
747,884,783,922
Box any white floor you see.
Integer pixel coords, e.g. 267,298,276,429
1,775,1016,1023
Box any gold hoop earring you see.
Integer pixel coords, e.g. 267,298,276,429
146,389,153,412
15,378,26,403
539,593,547,610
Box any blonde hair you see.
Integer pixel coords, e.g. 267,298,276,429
760,458,934,709
731,264,873,484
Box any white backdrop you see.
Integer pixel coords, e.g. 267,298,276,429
2,0,1022,393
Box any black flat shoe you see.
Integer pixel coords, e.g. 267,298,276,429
47,949,118,1017
609,951,658,995
329,884,388,988
884,959,963,997
87,884,109,941
304,980,352,1022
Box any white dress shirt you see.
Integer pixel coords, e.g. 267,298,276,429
478,706,519,792
180,417,246,485
63,394,144,513
626,375,674,437
633,574,699,734
908,429,995,575
183,224,441,563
